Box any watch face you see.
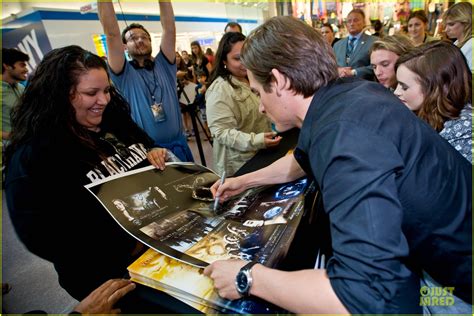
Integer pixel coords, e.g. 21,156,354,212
236,270,249,293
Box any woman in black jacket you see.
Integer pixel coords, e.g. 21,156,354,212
5,45,167,300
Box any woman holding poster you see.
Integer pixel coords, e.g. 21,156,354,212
4,45,167,301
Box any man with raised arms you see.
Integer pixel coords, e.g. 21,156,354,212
98,0,193,162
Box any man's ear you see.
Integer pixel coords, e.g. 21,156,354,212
270,68,289,97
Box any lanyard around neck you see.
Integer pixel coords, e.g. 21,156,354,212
136,66,161,103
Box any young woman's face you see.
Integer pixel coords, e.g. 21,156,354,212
444,19,464,41
394,64,425,111
370,49,399,89
70,68,111,132
191,45,200,55
223,41,247,80
407,17,427,40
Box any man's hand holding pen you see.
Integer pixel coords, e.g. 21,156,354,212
213,171,226,213
211,174,248,206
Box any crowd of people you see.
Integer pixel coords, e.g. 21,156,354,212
207,10,471,315
2,0,472,314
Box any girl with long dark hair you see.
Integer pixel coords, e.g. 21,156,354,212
394,41,472,162
5,45,167,300
190,41,211,80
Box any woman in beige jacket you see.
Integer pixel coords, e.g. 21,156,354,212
206,32,281,175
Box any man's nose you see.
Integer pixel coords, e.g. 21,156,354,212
259,102,265,114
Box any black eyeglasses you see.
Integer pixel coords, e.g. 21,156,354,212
126,35,150,43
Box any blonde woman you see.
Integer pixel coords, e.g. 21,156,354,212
443,2,472,72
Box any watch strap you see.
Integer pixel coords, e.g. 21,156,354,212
241,260,258,272
236,261,258,297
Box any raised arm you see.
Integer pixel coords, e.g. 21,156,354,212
97,0,125,74
159,0,176,63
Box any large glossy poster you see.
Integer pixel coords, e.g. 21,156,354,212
86,162,310,312
85,163,309,268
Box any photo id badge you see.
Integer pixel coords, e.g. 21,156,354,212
150,102,167,123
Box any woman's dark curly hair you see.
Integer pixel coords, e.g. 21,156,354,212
6,45,152,164
208,32,246,89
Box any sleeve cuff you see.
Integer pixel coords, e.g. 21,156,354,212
254,132,266,149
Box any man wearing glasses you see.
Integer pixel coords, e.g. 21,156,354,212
98,0,193,162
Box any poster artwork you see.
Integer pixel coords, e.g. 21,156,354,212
85,163,310,312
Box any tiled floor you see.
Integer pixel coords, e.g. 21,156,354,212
1,135,214,314
2,191,78,314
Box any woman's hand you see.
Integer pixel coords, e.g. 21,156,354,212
264,132,282,148
147,148,167,170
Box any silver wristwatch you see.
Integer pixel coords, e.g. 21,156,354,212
235,261,258,297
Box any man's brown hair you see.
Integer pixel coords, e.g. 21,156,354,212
241,16,338,98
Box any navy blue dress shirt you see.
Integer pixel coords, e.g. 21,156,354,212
296,78,472,313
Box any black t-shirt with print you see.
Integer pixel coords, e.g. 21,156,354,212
5,126,153,300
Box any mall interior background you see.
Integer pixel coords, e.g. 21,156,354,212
1,0,462,74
